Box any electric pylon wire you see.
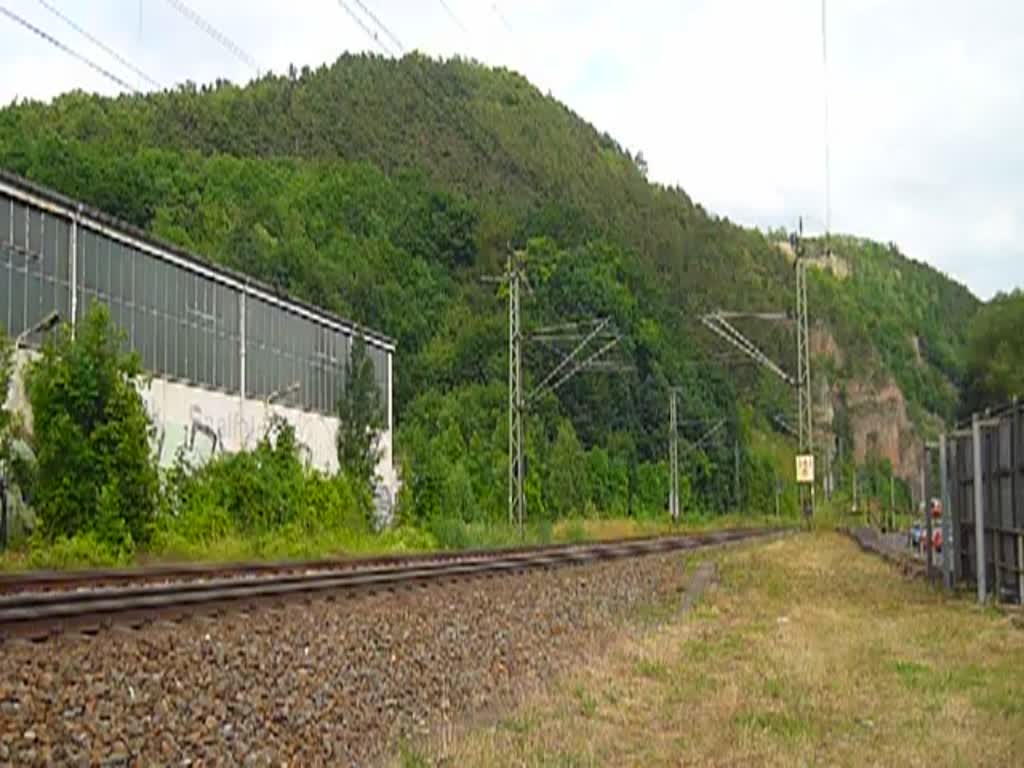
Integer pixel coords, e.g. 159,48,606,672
0,5,139,93
162,0,261,75
35,0,161,89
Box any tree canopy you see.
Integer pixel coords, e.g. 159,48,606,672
963,290,1024,412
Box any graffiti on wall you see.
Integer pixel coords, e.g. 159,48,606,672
139,381,327,470
7,350,398,522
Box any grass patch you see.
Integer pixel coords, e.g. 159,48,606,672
2,513,787,572
397,742,430,768
498,714,539,736
633,658,669,681
427,532,1024,766
573,685,599,719
734,710,810,741
892,660,988,696
763,676,786,700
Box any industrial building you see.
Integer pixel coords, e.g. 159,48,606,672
0,171,397,506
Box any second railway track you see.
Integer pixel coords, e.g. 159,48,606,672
0,527,780,642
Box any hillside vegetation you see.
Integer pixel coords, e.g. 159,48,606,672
0,54,980,527
963,289,1024,413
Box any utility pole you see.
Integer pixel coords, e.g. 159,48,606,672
669,389,679,522
734,438,741,511
0,474,7,550
852,467,858,517
795,223,815,520
487,249,624,536
507,249,525,533
836,436,843,502
889,473,895,532
701,221,818,522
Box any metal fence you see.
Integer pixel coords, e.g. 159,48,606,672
944,401,1024,603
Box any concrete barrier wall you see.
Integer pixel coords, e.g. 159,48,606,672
4,348,398,504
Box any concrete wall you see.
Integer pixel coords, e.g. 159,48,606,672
4,349,398,511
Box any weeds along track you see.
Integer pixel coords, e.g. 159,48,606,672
0,528,775,642
0,542,607,595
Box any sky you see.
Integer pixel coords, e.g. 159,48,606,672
0,0,1021,300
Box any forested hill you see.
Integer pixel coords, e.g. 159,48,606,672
0,54,979,516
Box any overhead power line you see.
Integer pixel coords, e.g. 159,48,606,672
821,0,831,241
436,0,469,35
491,3,512,33
351,0,404,54
335,0,397,57
34,0,161,89
0,4,139,93
162,0,261,75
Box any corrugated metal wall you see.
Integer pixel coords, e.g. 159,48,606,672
0,184,391,418
949,403,1024,600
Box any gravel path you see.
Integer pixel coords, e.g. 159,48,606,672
0,550,691,766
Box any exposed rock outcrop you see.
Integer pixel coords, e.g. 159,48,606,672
809,327,930,504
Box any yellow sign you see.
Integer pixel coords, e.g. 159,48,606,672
796,455,815,484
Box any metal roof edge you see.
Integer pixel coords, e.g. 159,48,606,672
0,168,397,352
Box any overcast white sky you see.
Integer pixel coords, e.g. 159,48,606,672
1,0,1021,299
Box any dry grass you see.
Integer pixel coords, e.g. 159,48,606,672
554,518,675,541
410,533,1024,767
553,514,795,544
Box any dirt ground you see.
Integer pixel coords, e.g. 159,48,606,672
410,532,1024,767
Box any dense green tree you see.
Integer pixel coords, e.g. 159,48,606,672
547,421,588,518
0,331,12,471
963,290,1024,412
25,304,159,551
336,336,385,489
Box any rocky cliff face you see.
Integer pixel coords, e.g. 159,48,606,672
811,327,929,503
844,380,924,496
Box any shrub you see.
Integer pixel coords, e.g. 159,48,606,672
26,304,158,551
161,416,372,547
0,330,11,467
26,531,131,569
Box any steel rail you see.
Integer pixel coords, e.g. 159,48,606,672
0,543,648,610
0,529,775,640
0,539,646,594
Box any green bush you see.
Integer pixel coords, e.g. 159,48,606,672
160,416,372,548
426,516,472,550
26,531,131,569
0,330,12,468
26,304,159,552
561,518,588,544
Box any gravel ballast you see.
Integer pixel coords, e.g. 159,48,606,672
0,550,693,766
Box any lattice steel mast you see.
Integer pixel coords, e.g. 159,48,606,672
796,257,813,459
488,250,624,534
669,389,679,521
506,250,525,530
793,222,816,517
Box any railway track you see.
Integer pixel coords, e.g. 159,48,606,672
0,528,777,642
0,536,677,595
